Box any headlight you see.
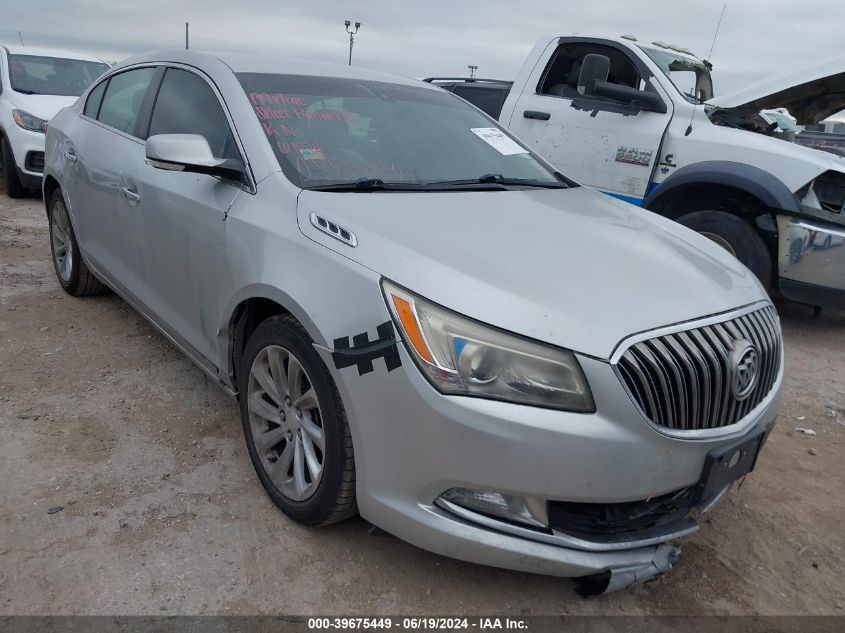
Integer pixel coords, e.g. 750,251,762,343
12,109,48,133
382,280,594,412
799,171,845,213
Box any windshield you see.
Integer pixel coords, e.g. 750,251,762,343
638,47,713,104
237,73,560,189
8,54,109,97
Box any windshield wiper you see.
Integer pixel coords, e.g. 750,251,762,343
13,88,39,95
426,173,568,189
306,178,429,192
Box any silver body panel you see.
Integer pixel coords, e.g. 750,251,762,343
43,50,782,580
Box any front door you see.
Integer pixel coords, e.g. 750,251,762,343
508,42,673,205
119,66,245,362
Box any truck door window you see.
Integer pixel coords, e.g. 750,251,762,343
538,45,642,100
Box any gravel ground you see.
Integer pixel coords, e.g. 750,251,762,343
1,185,844,616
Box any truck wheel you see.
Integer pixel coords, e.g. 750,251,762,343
48,188,108,296
1,137,28,199
677,210,772,290
238,314,357,527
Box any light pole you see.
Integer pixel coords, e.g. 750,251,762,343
468,65,478,79
345,20,361,66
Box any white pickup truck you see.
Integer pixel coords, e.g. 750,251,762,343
427,35,845,310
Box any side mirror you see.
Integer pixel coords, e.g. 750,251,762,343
145,134,246,182
577,54,611,96
592,81,667,113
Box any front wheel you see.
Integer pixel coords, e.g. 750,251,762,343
677,210,772,291
1,136,28,198
238,315,356,526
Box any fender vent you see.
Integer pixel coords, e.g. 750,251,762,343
310,212,357,247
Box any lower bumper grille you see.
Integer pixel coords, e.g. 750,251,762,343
548,487,697,544
25,151,45,173
615,305,781,431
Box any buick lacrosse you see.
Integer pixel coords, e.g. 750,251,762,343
43,50,782,594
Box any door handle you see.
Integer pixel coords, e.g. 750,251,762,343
64,150,77,163
122,187,141,203
523,110,551,120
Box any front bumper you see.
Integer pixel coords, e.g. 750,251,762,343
5,124,45,188
319,333,780,584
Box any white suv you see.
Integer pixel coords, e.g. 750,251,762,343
0,45,107,197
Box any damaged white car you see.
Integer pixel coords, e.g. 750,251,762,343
434,36,845,310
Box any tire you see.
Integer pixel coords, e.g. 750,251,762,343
1,136,28,199
677,210,772,290
47,188,108,296
238,314,356,526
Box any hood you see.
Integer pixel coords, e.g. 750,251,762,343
708,54,845,125
297,187,766,360
6,92,80,122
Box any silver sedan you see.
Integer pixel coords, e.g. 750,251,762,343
43,50,782,594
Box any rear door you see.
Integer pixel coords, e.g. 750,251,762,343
67,67,158,280
119,66,246,362
508,40,673,205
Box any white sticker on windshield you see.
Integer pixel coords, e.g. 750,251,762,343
470,128,528,155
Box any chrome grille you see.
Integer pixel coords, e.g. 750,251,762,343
616,305,781,431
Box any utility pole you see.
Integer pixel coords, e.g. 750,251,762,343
344,20,361,66
185,22,189,50
468,65,478,79
18,30,25,46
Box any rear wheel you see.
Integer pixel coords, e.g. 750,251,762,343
1,136,27,198
48,189,108,296
238,315,356,526
677,210,772,290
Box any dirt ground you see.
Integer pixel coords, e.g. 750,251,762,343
1,184,844,617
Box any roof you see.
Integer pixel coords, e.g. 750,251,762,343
117,49,431,88
2,44,106,63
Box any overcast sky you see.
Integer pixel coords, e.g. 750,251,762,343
2,0,843,96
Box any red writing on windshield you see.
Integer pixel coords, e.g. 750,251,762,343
261,122,297,137
249,92,308,106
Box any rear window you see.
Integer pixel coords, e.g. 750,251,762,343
84,80,107,118
96,68,157,137
8,54,108,97
451,85,508,118
237,73,557,188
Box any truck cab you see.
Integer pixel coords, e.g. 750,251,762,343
455,35,845,310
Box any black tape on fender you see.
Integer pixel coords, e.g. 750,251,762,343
331,321,402,375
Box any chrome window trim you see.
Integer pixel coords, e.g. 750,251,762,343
78,61,257,194
78,63,159,142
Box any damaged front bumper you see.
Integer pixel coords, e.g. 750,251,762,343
437,495,692,594
575,544,681,596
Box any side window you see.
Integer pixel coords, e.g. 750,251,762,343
538,45,642,99
83,80,107,118
148,68,239,160
97,67,156,136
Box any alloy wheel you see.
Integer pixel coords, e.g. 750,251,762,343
51,198,74,282
247,345,325,501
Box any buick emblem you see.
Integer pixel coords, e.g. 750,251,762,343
730,339,759,401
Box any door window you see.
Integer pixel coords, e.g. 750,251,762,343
97,68,157,136
148,68,239,160
538,45,643,100
84,79,107,118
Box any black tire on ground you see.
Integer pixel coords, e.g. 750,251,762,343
238,314,357,526
1,136,28,199
677,210,772,290
47,188,108,296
